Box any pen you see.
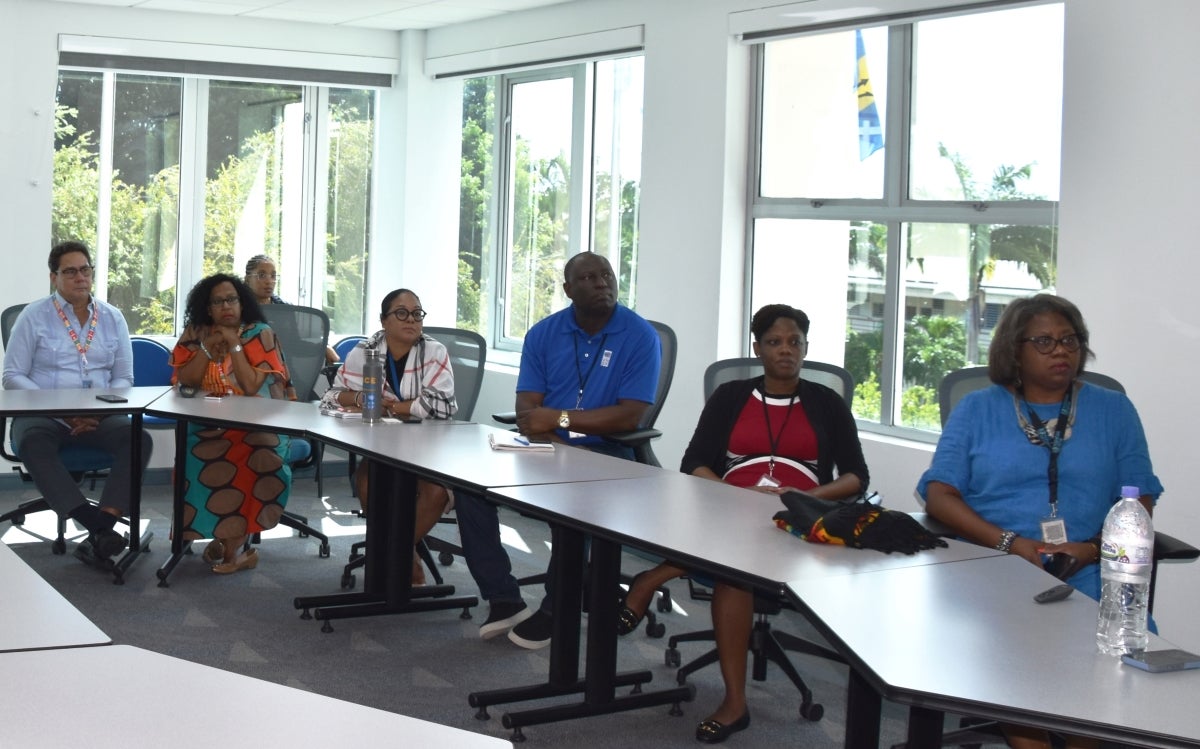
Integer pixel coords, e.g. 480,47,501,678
514,436,530,446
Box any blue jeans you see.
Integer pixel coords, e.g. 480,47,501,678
454,490,522,604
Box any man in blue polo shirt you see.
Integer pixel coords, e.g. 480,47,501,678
506,251,661,648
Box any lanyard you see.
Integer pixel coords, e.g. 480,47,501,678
760,387,798,478
386,350,411,400
571,333,607,410
1022,386,1073,516
52,296,99,384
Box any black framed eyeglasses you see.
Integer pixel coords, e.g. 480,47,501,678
209,296,241,308
1022,334,1082,355
56,265,94,279
388,308,426,322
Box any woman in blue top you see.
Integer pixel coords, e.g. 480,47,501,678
918,294,1162,749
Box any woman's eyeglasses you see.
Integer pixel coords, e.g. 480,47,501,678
209,296,242,308
387,308,426,322
56,265,94,279
1022,334,1082,354
250,271,277,281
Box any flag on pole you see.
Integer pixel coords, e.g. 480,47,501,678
855,30,884,161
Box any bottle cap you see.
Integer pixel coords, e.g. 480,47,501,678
1120,485,1140,498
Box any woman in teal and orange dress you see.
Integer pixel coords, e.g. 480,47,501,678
171,273,297,574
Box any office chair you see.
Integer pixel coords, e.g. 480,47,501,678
663,357,857,723
258,303,332,558
341,327,487,590
891,367,1200,749
492,320,678,636
130,337,176,429
0,303,116,555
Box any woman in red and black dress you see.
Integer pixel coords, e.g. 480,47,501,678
620,303,869,743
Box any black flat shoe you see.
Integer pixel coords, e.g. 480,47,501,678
617,571,652,636
696,711,750,744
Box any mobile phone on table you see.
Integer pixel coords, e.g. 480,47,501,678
95,394,128,403
1120,649,1200,673
398,415,422,424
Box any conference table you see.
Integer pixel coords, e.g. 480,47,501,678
297,420,663,634
788,553,1200,749
0,385,168,583
0,645,511,748
0,539,109,652
482,472,1000,737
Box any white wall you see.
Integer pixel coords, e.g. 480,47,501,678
2,0,1197,647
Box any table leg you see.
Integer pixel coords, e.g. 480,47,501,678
905,706,945,749
846,668,882,749
156,418,190,587
111,410,152,584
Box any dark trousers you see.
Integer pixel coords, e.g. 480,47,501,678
11,415,152,520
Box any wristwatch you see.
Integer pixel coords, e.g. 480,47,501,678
558,410,571,429
232,344,243,353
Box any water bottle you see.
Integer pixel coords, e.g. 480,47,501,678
361,348,385,424
1096,485,1154,656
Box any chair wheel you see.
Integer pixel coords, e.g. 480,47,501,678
52,539,66,555
11,514,25,525
646,620,666,638
656,596,671,613
341,573,356,590
800,702,824,722
319,543,330,558
438,551,454,566
665,648,681,667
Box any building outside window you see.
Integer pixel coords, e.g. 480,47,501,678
53,68,376,338
749,3,1063,435
457,56,644,354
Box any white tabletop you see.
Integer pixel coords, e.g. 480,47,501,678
145,390,322,435
313,421,662,491
787,553,1200,748
0,385,171,415
489,472,999,593
0,542,109,652
0,645,510,748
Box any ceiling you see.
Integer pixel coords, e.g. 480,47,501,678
39,0,583,30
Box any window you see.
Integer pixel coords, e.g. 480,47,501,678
457,56,644,352
750,4,1063,436
53,69,377,337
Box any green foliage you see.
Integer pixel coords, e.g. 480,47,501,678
900,384,940,431
853,371,881,421
903,315,966,389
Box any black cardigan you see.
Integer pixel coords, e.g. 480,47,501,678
679,375,869,491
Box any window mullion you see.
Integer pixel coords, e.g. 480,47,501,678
94,72,116,302
176,78,208,333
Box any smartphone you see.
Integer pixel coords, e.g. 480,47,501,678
1044,552,1084,581
1121,649,1200,673
95,394,128,403
397,415,422,424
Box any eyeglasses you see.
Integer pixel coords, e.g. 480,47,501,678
1022,334,1083,355
250,271,277,281
209,296,242,308
56,265,93,279
387,307,426,322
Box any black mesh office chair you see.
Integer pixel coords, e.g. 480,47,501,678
258,303,332,558
890,367,1200,749
0,303,117,555
340,328,487,590
663,357,856,723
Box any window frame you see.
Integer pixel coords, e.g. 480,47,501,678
747,12,1061,442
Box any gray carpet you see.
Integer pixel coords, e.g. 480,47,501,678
1,464,920,747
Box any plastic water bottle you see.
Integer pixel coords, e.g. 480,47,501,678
361,348,385,424
1096,485,1153,656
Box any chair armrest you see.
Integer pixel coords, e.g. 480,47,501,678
607,428,662,448
321,362,342,387
1154,531,1200,562
492,411,517,425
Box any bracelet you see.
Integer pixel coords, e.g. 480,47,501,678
354,392,363,408
995,529,1018,553
198,342,214,361
1086,536,1103,562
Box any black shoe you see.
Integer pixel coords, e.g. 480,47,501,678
507,609,553,650
617,570,652,636
91,529,127,560
479,601,532,640
696,711,750,744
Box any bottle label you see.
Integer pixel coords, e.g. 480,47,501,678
1100,538,1152,566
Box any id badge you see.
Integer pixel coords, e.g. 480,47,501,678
81,378,93,389
755,472,780,489
1040,516,1068,545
